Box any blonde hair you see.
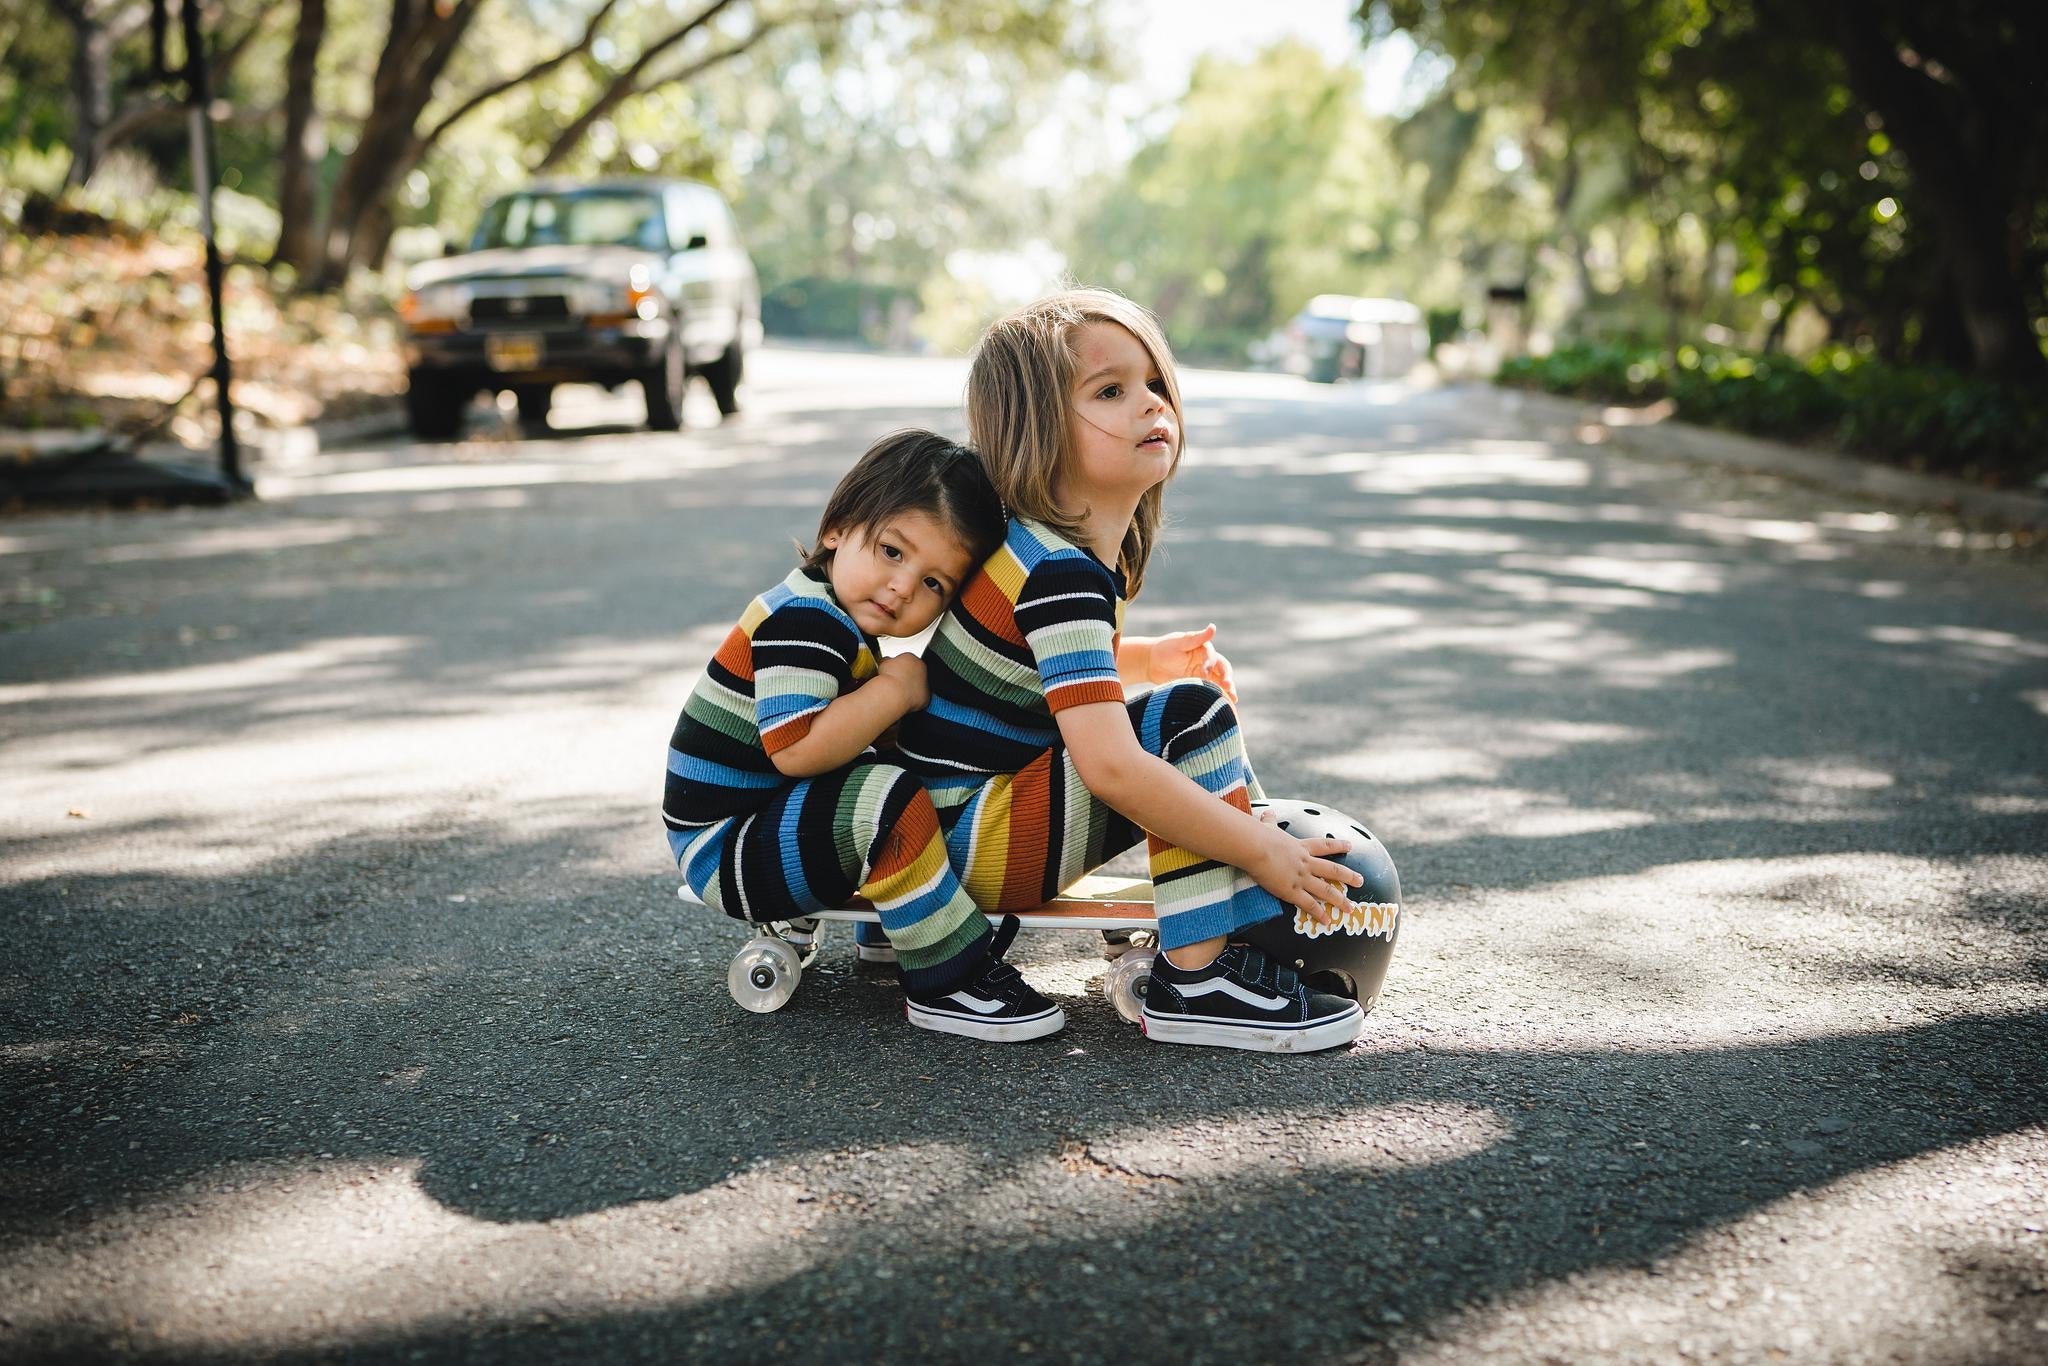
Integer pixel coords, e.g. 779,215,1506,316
964,287,1185,597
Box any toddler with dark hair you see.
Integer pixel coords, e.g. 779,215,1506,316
661,430,1068,1038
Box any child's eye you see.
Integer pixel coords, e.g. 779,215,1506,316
922,577,944,593
1147,377,1167,396
881,544,902,560
1097,383,1121,400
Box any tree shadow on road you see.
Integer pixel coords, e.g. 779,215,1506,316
4,379,2046,1360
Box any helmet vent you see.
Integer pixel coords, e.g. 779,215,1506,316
1352,823,1374,842
1277,820,1291,830
1303,806,1322,815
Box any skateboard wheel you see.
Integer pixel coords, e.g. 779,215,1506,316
728,937,801,1013
1105,948,1156,1025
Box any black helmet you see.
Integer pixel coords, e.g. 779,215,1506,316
1240,798,1402,1012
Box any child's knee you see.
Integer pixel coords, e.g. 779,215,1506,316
1147,677,1240,748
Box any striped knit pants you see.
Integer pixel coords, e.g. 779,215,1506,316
939,679,1276,952
668,762,990,995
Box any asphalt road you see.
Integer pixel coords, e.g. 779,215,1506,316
3,347,2045,1364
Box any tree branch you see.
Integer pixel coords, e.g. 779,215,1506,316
636,15,788,98
533,0,747,172
417,0,624,150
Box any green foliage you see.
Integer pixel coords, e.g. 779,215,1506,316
1498,343,2048,486
760,276,916,342
1064,41,1414,363
1365,0,2048,380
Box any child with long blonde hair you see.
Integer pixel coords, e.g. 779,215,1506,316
895,289,1367,1052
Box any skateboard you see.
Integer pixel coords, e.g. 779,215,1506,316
685,874,1162,1019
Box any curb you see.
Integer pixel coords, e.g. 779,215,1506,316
0,399,409,511
1491,385,2048,535
256,400,410,471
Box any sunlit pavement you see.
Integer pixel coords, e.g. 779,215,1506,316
4,344,2045,1363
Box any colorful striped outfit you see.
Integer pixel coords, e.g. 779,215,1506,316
662,566,989,993
895,517,1278,951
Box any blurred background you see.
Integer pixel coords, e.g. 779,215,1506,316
3,0,2044,485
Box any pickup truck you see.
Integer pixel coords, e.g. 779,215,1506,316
398,178,761,437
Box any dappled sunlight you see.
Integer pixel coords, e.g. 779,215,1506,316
0,1098,1508,1357
1351,524,1532,557
1750,755,1896,795
1409,1128,2046,1365
1671,508,1824,545
1499,550,1729,596
1310,718,1652,791
1407,854,2048,1052
80,520,379,566
1278,599,1424,642
1,1153,843,1355
5,358,2044,1361
0,636,418,706
1461,568,1662,610
1209,522,1338,549
1404,495,1645,525
1868,623,2048,663
1347,444,1596,495
272,444,757,499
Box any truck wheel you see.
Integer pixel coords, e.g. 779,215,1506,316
513,384,552,429
642,339,685,431
406,372,470,440
702,338,743,418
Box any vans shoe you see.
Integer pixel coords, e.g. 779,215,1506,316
904,916,1064,1042
1142,943,1362,1053
854,919,897,966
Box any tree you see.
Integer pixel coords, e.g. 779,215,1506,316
1064,41,1408,362
1360,0,2047,382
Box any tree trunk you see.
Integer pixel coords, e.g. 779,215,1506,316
1832,14,2045,384
53,1,119,188
272,0,327,275
312,0,485,288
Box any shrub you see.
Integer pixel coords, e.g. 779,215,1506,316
1496,342,2047,487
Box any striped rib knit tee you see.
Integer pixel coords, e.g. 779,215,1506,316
896,516,1126,811
662,566,880,832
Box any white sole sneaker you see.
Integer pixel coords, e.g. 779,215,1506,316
905,999,1066,1042
1141,1001,1363,1053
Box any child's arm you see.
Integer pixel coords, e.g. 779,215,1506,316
1055,700,1358,924
1117,626,1236,701
768,655,926,778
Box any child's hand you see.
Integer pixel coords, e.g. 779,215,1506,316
1147,624,1237,703
877,653,930,712
1250,809,1362,927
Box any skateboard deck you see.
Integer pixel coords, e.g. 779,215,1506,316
817,873,1157,931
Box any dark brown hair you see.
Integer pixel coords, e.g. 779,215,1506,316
802,429,1006,577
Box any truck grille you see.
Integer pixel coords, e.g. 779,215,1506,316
471,295,570,323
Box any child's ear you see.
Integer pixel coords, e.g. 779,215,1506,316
821,529,841,549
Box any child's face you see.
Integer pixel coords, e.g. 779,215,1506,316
821,512,976,639
1064,321,1178,506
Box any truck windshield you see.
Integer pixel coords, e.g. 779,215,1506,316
471,192,667,251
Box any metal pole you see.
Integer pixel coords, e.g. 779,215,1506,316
179,0,247,494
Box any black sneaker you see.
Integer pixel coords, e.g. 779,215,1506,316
905,916,1065,1042
1143,943,1362,1053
